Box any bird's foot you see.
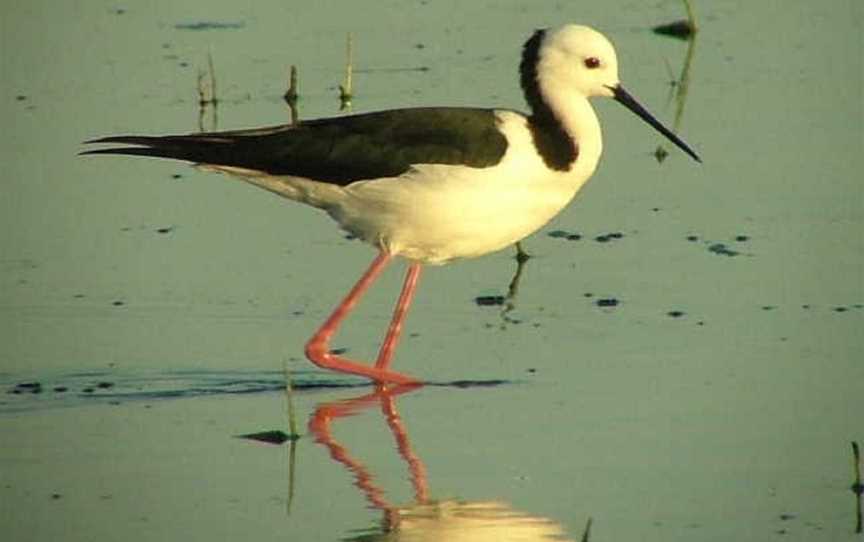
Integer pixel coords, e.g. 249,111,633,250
305,341,422,386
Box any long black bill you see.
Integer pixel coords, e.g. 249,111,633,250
610,84,701,163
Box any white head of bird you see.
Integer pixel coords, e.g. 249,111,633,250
527,24,700,164
537,25,620,99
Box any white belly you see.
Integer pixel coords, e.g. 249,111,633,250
334,163,579,264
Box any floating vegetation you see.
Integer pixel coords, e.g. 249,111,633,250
581,517,593,542
498,242,532,325
197,50,218,106
852,441,863,533
284,65,299,103
473,243,531,327
196,50,219,131
653,145,669,162
652,0,698,162
338,33,354,110
284,65,300,124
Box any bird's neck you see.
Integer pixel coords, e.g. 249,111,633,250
537,87,603,176
519,30,602,176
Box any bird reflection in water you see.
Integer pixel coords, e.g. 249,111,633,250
309,385,579,541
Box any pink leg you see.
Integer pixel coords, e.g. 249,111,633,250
305,251,422,385
376,263,422,370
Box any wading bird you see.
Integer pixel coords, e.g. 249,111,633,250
83,25,700,385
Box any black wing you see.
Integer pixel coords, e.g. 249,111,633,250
82,107,509,185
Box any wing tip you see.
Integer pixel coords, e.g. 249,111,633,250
80,135,173,158
78,146,142,157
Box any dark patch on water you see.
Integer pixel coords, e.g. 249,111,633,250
10,381,43,394
686,233,754,256
0,369,361,414
594,232,624,243
1,369,515,413
236,430,298,445
475,295,505,307
708,243,739,257
652,20,696,40
174,21,245,30
548,230,625,243
430,379,510,389
547,229,582,241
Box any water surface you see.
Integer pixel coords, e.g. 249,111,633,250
2,1,861,540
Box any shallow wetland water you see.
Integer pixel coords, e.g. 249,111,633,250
2,1,862,540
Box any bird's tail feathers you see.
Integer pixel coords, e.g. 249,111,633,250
80,134,236,165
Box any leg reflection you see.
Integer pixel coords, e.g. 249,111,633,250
308,386,578,541
308,383,426,513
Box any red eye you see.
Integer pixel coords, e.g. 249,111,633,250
584,57,600,69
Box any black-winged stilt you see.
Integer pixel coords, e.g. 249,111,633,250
83,25,701,385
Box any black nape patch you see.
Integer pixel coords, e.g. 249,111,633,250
519,29,578,171
527,118,578,171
